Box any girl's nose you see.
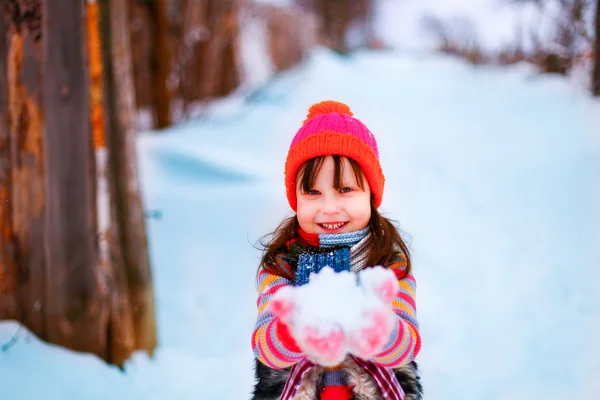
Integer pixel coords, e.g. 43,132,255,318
321,195,340,214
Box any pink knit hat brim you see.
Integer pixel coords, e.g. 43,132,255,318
285,131,385,211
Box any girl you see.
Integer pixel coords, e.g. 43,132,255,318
251,101,422,400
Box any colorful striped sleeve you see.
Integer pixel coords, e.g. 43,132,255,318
251,264,306,369
371,254,421,368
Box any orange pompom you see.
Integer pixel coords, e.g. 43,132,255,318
304,100,353,123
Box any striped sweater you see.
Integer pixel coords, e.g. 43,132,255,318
251,246,421,370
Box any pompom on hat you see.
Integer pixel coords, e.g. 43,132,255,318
284,100,385,211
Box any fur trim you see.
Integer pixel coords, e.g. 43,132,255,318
393,362,423,400
251,361,290,400
343,358,381,400
293,367,320,400
250,358,423,400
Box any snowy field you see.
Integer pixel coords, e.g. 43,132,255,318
1,47,600,399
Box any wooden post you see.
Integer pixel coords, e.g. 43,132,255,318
0,0,19,321
593,0,600,96
3,0,47,335
89,0,137,367
42,0,107,357
1,0,156,367
99,0,157,360
149,0,172,128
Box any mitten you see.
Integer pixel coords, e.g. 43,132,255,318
270,268,356,366
346,267,398,360
270,282,347,367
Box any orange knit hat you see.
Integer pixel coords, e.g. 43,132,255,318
284,100,385,211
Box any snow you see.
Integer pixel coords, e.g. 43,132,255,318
2,46,600,399
273,266,397,333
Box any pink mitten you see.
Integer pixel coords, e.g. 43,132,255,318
359,266,399,304
296,322,346,366
270,286,347,367
347,267,399,360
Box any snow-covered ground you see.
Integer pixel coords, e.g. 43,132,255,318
1,47,600,399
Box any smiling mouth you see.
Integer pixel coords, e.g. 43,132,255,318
318,222,349,231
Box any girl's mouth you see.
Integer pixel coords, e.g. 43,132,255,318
317,222,349,232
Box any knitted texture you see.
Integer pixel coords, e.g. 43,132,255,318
323,368,348,386
317,227,370,248
293,228,368,285
284,101,385,211
295,249,351,286
252,233,421,371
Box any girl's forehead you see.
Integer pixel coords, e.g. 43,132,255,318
316,161,357,180
296,155,365,186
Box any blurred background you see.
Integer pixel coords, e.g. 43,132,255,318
1,0,599,399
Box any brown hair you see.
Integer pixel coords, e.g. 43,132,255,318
259,156,412,280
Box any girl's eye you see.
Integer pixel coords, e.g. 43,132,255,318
340,187,353,193
306,189,320,195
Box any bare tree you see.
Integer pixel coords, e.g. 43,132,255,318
509,0,595,74
0,0,19,322
42,0,108,356
295,0,374,54
148,0,172,128
593,0,600,95
1,0,156,367
98,0,157,363
421,14,488,64
1,0,47,335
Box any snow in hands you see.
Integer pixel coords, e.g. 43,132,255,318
270,266,398,366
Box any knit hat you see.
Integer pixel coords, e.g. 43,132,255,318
285,100,385,211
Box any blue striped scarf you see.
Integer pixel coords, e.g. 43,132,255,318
294,227,369,286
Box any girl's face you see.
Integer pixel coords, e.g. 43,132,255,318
296,155,371,235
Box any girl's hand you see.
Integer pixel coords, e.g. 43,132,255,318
295,321,347,366
347,266,399,360
346,305,395,360
270,287,348,366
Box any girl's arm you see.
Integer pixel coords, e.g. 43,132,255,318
251,263,306,369
371,254,421,368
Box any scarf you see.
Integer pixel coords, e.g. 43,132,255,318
290,227,369,285
280,228,406,400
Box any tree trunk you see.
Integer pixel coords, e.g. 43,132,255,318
296,0,374,53
89,0,136,367
1,0,156,367
593,0,600,96
149,0,171,128
129,0,154,110
319,0,351,54
99,0,157,361
176,0,192,114
42,0,108,357
2,0,46,335
0,0,19,321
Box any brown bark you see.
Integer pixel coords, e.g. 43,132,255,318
295,0,374,53
129,1,153,110
41,0,107,357
1,0,156,367
89,0,136,367
0,0,19,321
317,0,351,54
3,0,46,334
149,0,171,128
593,0,600,96
187,0,240,101
267,6,315,72
99,0,157,361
